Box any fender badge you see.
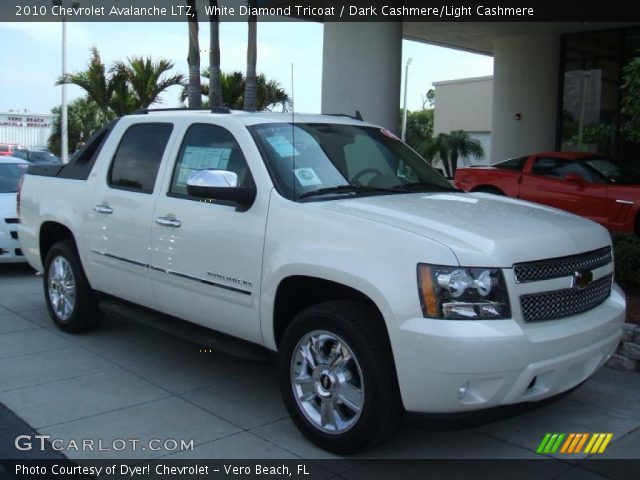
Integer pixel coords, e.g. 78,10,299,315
572,269,593,289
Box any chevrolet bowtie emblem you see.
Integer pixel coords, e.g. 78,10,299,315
572,269,593,289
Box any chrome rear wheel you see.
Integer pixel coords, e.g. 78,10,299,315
47,256,76,321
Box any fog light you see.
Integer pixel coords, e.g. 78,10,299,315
458,381,469,400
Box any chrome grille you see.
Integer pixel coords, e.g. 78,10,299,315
514,247,612,283
520,274,613,322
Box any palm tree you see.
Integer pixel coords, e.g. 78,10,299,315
181,70,291,111
419,133,452,177
47,98,105,156
244,0,258,111
59,48,185,117
419,131,484,177
112,57,184,109
208,0,223,107
447,130,484,175
57,47,111,117
186,0,202,109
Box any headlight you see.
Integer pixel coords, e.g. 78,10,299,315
417,264,511,320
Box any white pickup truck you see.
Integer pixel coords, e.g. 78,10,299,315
18,110,625,453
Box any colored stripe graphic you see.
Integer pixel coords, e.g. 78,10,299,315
561,433,588,453
536,433,552,454
585,433,614,454
537,433,565,454
539,433,613,454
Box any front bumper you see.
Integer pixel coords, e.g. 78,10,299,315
0,219,26,263
392,284,625,413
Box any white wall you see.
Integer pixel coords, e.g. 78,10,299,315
434,76,493,135
491,34,560,162
322,23,402,132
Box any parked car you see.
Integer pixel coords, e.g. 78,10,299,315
0,144,23,157
12,149,61,164
0,156,29,263
18,112,625,453
454,152,640,235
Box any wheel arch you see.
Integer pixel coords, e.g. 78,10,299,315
272,275,392,353
39,221,77,265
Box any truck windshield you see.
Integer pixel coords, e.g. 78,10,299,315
249,123,455,201
0,163,29,193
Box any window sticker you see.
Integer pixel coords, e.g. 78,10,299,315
176,146,231,186
294,168,322,187
265,135,299,157
380,128,400,140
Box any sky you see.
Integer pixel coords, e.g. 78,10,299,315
0,20,493,115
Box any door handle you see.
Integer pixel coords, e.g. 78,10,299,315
156,216,181,228
93,204,113,214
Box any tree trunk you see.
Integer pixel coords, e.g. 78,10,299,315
208,0,222,107
187,0,202,109
441,154,452,178
244,2,257,112
450,151,458,177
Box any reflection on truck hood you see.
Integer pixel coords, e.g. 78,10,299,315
317,192,611,267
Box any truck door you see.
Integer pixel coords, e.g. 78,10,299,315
83,121,175,308
149,123,268,344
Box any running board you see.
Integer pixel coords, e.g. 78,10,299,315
98,299,272,362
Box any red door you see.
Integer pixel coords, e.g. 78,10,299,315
518,157,608,225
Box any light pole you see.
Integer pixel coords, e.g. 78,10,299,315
401,57,412,142
53,0,79,163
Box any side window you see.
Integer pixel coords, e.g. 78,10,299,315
496,156,527,171
108,123,173,193
532,158,570,178
170,124,250,196
532,157,591,181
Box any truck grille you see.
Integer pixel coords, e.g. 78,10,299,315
520,274,613,322
513,247,612,283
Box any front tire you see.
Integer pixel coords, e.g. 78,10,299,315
44,240,102,332
278,301,402,454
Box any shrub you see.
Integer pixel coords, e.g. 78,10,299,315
613,233,640,291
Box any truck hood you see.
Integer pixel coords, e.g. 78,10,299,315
316,192,611,267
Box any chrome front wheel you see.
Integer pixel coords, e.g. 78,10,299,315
291,330,364,435
279,301,402,454
47,256,76,321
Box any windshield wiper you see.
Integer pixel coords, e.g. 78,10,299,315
392,181,458,192
298,185,398,199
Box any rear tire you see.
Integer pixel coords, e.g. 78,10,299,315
473,186,505,195
278,300,402,454
43,240,102,332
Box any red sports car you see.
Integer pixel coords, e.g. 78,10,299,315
454,152,640,235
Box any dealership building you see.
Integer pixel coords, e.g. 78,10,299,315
317,22,640,163
0,112,54,150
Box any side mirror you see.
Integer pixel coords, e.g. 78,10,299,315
564,173,586,186
186,169,256,207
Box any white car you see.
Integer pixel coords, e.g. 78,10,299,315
17,110,626,453
0,156,29,263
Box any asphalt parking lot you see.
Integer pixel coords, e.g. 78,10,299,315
1,263,639,477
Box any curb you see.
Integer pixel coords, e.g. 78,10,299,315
605,323,640,373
